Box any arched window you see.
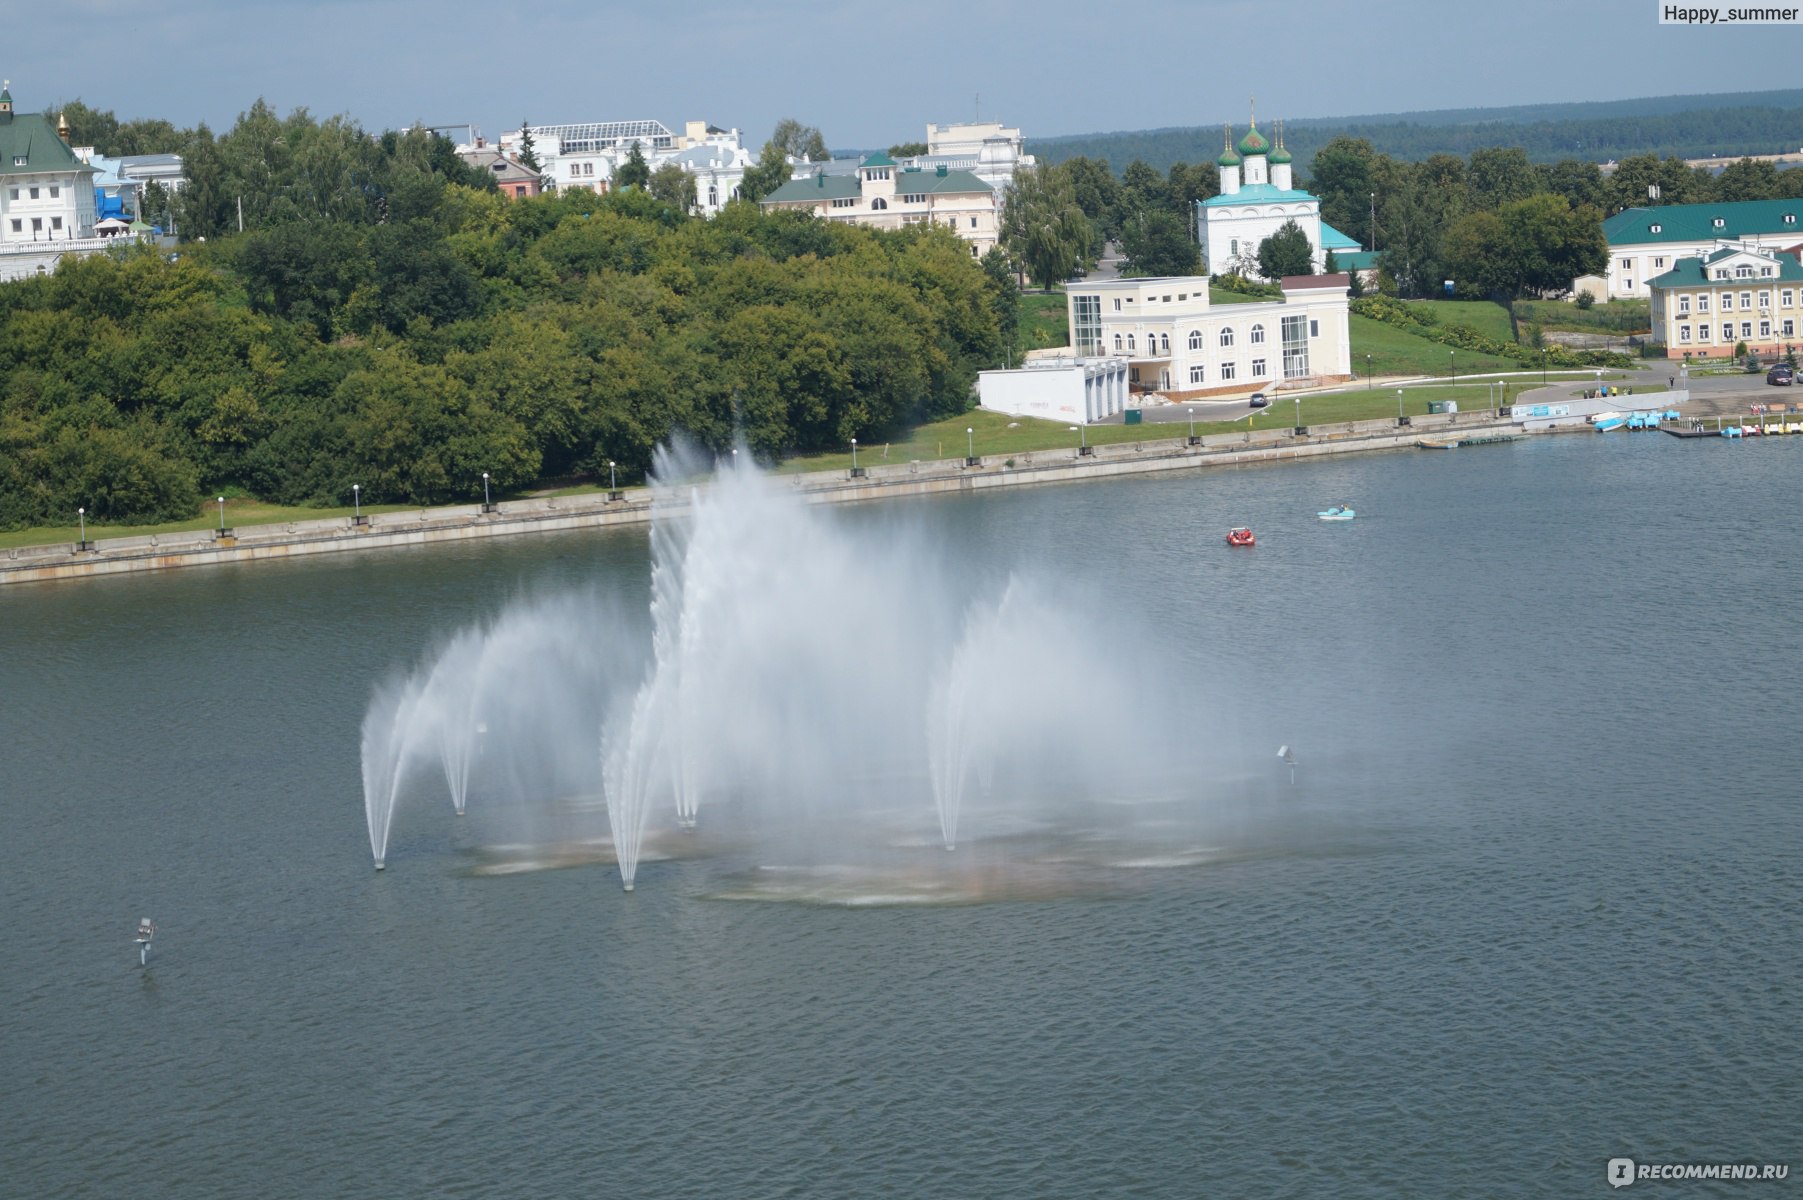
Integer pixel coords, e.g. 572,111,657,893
1126,334,1136,351
1220,327,1235,348
1188,330,1203,350
1250,324,1266,345
871,198,887,210
1160,333,1170,353
1114,334,1123,350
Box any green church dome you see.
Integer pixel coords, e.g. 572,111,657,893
1236,126,1270,157
1268,143,1292,165
1216,145,1242,167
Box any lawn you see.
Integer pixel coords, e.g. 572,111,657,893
1019,292,1069,351
1402,299,1517,344
1349,314,1520,378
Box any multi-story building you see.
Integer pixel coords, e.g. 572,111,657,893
1580,198,1803,301
493,120,753,215
455,142,543,199
1647,243,1803,360
759,153,999,258
0,86,109,283
897,121,1034,196
1063,273,1353,399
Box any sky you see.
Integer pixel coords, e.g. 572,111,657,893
9,0,1785,150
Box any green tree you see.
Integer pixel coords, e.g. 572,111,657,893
739,141,794,203
616,141,651,191
768,118,830,164
1061,156,1125,241
1307,136,1381,249
648,162,698,211
1119,209,1200,276
1443,193,1608,339
1466,146,1538,211
999,163,1094,290
516,122,542,173
1257,218,1314,280
888,141,928,158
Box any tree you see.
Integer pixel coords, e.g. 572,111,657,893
888,141,928,158
738,141,793,203
999,163,1094,291
1257,219,1314,280
1119,209,1200,277
616,141,651,191
516,122,542,173
1466,146,1538,211
648,162,697,211
1307,136,1381,250
1061,156,1125,242
769,118,830,164
1443,193,1607,339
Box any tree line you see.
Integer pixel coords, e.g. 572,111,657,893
1,107,1007,530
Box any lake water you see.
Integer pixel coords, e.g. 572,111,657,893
3,434,1799,1198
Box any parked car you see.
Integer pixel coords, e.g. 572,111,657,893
1768,365,1794,386
1248,392,1270,407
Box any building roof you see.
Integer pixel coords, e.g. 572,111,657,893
1605,199,1803,247
1281,272,1351,291
1334,249,1382,271
1236,125,1270,157
1319,221,1361,251
860,150,896,168
763,172,862,203
1202,182,1317,208
894,166,990,193
762,165,990,205
1647,252,1803,289
0,110,97,178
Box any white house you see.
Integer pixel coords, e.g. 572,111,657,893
1198,116,1359,280
1577,198,1803,301
0,85,111,283
898,121,1035,197
494,119,754,215
1064,273,1353,399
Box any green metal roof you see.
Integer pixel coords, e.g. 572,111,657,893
763,172,862,203
860,150,896,168
1201,182,1316,208
1605,199,1803,247
0,110,97,178
1334,249,1381,271
1319,220,1361,251
763,165,990,206
1647,252,1803,289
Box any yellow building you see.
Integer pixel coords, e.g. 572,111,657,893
1648,244,1803,360
759,152,998,259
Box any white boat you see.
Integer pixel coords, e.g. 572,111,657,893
1591,412,1628,432
1317,506,1355,521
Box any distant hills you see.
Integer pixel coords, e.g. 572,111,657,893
1033,88,1803,174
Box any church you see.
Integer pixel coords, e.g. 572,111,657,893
1198,113,1360,280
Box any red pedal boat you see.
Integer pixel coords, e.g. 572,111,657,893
1225,527,1255,547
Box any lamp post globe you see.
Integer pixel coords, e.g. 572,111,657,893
218,496,225,531
78,506,86,544
850,437,858,470
966,427,974,459
482,472,490,508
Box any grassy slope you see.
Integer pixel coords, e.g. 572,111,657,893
1350,314,1520,377
1019,292,1070,351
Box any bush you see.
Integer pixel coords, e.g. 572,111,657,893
1575,291,1595,310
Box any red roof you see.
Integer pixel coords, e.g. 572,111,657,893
1280,273,1350,290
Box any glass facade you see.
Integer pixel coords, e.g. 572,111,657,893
1073,294,1103,356
1281,314,1310,379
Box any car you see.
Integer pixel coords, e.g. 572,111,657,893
1767,366,1794,386
1248,392,1270,407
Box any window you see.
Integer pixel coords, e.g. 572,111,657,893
1761,267,1773,277
1113,333,1123,350
901,193,926,203
831,197,856,208
1713,217,1726,228
1721,293,1734,311
7,218,18,233
1759,291,1771,309
1162,295,1172,303
1698,294,1710,312
1678,295,1690,313
870,198,887,210
1187,330,1203,350
1250,324,1266,345
1219,327,1234,347
1698,324,1711,342
1625,280,1633,291
1113,298,1122,311
1230,238,1239,256
1189,365,1206,384
1759,320,1771,337
1736,266,1752,279
1620,258,1632,270
1787,214,1798,225
1282,313,1311,378
29,186,39,199
1679,325,1692,343
1785,319,1796,337
1649,223,1662,233
1783,290,1794,307
708,186,718,207
1740,291,1752,309
1126,334,1136,351
51,216,61,230
49,186,59,198
971,245,979,258
1178,293,1188,301
1160,333,1170,353
1251,358,1268,377
1742,321,1753,338
1309,319,1320,337
1653,257,1665,269
1073,294,1103,356
968,217,977,229
1220,362,1237,381
31,217,41,232
1715,270,1729,280
9,158,23,168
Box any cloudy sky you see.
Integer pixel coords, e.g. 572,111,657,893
12,0,1771,148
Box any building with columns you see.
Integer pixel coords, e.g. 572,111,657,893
0,83,111,283
1198,115,1359,279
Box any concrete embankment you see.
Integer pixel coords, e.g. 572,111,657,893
0,407,1566,588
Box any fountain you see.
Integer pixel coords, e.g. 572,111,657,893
361,440,1234,895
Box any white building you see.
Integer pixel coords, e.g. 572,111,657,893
0,85,110,283
493,119,754,215
1065,273,1353,399
760,153,999,258
1198,117,1359,280
897,121,1035,197
978,356,1130,425
1577,198,1803,301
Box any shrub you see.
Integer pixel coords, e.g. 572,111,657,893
1575,291,1595,310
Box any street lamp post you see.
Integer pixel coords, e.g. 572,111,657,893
965,426,979,467
1294,395,1303,435
352,484,363,527
216,495,229,539
1449,349,1457,389
850,437,864,478
1397,388,1409,427
1366,353,1372,390
77,506,88,550
1187,406,1199,445
608,460,621,502
1070,425,1091,455
482,472,492,513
